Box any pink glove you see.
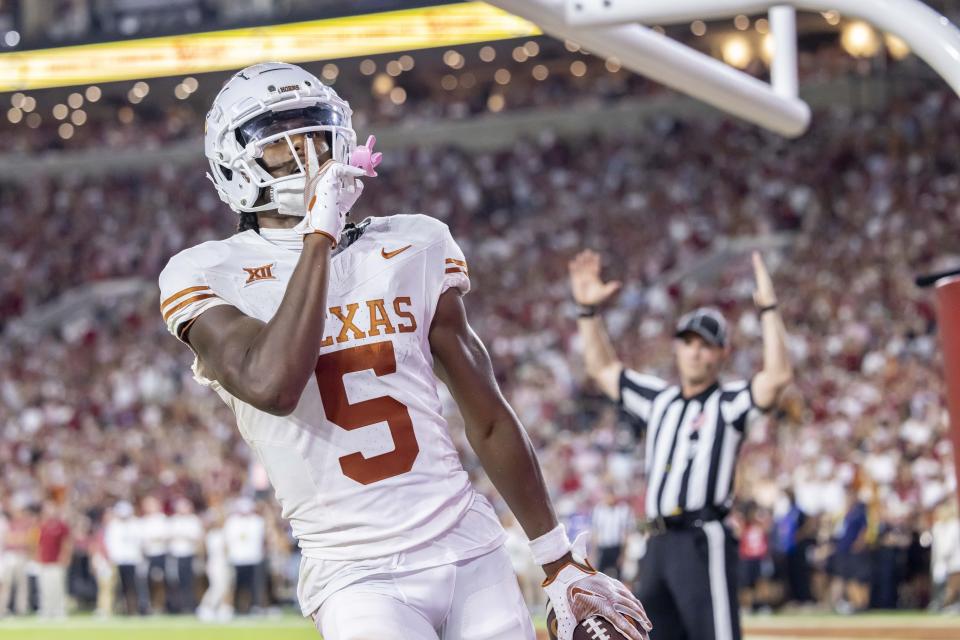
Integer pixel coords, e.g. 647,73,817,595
349,135,383,177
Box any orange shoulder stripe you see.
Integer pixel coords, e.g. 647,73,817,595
163,293,217,321
161,285,210,310
445,267,468,275
445,258,467,267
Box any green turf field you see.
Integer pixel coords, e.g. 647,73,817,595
1,611,958,640
0,614,317,640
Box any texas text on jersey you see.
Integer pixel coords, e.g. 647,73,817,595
159,214,507,612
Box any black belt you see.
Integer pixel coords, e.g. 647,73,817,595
645,506,729,536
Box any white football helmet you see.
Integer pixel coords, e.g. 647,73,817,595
204,61,357,215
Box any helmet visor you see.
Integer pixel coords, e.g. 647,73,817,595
236,105,347,146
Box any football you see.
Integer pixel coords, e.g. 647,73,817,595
546,609,634,640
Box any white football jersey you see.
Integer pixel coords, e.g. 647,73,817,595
159,215,497,562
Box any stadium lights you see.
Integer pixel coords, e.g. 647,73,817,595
322,63,339,81
372,73,394,96
841,21,880,57
721,36,753,69
0,2,538,91
884,33,910,60
386,60,403,76
761,33,775,64
389,87,407,104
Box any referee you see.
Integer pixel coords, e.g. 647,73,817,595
568,249,793,640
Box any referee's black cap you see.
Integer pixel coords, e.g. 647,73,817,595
674,307,728,347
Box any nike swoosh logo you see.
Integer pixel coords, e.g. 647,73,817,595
381,245,412,259
570,586,602,600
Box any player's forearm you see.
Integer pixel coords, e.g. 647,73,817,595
239,234,333,412
468,413,560,540
577,316,620,380
759,308,792,387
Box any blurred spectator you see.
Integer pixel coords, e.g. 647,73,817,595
198,506,232,622
831,491,871,613
105,501,147,615
774,489,813,604
739,503,773,612
591,491,633,580
0,502,35,616
224,498,265,615
66,514,98,610
930,497,960,611
90,511,116,617
36,500,71,618
140,495,171,613
168,497,203,613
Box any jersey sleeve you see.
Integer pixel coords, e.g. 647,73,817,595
618,368,669,431
440,226,470,296
158,252,233,344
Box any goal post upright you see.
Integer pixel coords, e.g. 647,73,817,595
490,0,960,136
486,0,810,137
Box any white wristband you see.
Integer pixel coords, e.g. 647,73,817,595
529,523,572,566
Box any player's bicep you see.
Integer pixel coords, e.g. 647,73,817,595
184,305,266,394
429,289,514,432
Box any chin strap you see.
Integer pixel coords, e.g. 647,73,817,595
268,175,309,217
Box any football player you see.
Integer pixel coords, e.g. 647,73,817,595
159,62,650,640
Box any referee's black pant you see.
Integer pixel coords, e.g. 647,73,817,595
636,521,740,640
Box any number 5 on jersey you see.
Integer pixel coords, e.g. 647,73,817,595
315,341,420,485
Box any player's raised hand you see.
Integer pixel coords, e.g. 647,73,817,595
294,135,365,245
569,250,622,307
752,251,778,308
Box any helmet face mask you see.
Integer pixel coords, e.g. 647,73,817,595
204,62,357,215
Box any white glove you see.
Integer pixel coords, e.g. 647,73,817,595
292,136,366,245
543,536,652,640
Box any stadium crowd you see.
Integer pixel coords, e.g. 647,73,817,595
0,74,959,618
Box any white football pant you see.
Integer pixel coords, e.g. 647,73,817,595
313,545,536,640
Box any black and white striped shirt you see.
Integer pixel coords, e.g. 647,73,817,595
591,502,633,548
618,368,763,519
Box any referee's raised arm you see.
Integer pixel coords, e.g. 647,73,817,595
749,251,794,409
569,250,625,400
